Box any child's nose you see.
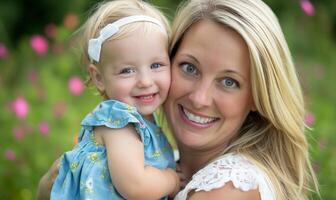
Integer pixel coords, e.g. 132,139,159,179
137,72,154,88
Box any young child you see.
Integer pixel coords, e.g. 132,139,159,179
51,0,179,199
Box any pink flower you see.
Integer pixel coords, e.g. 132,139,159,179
24,123,33,134
36,86,46,100
312,65,325,80
27,70,39,83
0,43,9,59
4,149,15,160
318,138,327,150
53,101,67,118
11,97,29,119
30,35,49,55
51,43,64,54
312,162,320,173
38,121,49,135
68,76,84,96
304,112,315,126
63,14,78,30
45,23,57,38
13,126,25,140
300,0,315,16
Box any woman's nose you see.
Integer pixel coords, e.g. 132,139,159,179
188,81,212,108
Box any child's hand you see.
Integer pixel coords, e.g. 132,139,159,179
176,163,188,190
167,168,181,198
37,156,62,200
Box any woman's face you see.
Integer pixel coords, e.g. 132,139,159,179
164,19,255,152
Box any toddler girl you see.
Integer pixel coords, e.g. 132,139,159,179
51,0,179,199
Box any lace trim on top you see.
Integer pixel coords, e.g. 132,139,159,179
174,153,275,200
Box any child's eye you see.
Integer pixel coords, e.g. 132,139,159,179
119,68,135,74
151,63,163,69
180,63,198,76
220,78,239,88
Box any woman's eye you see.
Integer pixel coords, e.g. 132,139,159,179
221,78,239,88
180,63,198,75
120,68,135,74
151,63,162,69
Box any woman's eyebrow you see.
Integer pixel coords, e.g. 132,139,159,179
178,53,200,65
221,69,247,81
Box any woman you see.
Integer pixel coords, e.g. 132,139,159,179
163,0,319,199
38,0,319,199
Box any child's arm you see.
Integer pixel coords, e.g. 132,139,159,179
95,125,180,200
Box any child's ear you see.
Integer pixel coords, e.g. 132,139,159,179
88,64,105,92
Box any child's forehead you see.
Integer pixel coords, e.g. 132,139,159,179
87,15,169,63
103,22,168,40
104,26,167,47
99,29,169,66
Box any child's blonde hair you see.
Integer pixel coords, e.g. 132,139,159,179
77,0,170,92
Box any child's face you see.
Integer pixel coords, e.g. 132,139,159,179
91,26,171,118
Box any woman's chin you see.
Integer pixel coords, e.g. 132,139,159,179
175,131,207,150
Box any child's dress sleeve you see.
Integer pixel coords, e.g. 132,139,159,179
79,100,150,145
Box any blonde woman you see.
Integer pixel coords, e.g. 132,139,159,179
164,0,319,199
38,0,319,199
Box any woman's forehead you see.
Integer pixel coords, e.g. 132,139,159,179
175,20,250,77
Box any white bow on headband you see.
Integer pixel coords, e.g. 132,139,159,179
88,15,166,63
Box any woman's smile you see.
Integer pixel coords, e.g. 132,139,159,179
179,104,219,128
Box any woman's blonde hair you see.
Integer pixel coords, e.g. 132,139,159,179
170,0,319,199
76,0,170,93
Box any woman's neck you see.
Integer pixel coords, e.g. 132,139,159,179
178,144,227,180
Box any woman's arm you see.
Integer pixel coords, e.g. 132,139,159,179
188,181,260,200
96,125,180,200
36,157,61,200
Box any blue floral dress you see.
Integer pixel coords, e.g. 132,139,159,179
51,100,176,200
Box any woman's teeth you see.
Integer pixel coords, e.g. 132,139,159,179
183,108,217,124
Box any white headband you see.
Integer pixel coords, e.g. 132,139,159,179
88,15,166,62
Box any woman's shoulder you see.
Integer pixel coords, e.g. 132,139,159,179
174,153,275,200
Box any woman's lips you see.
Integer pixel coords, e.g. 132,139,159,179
178,104,219,128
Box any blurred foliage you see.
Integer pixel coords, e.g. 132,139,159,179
0,0,335,199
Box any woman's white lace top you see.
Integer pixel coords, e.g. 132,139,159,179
174,153,275,200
